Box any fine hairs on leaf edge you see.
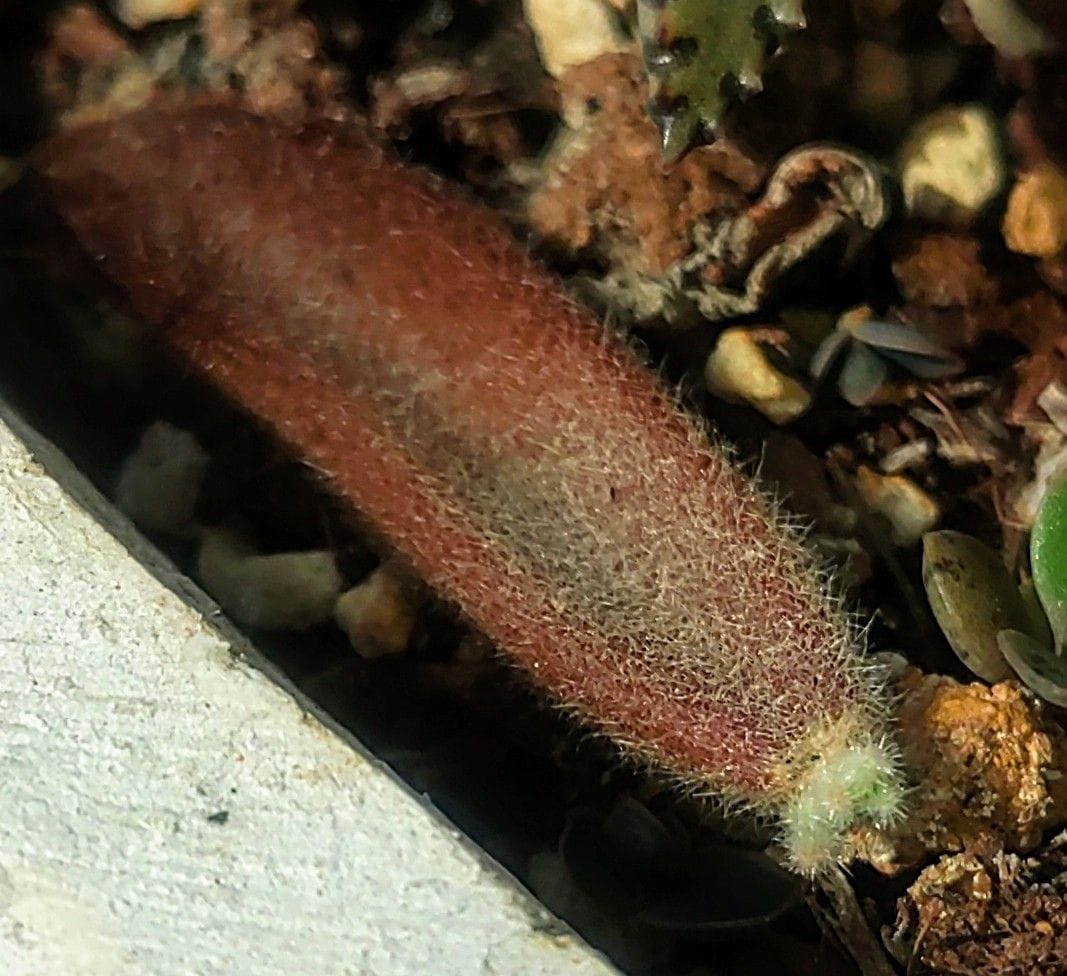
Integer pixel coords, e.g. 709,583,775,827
495,347,910,876
538,663,908,877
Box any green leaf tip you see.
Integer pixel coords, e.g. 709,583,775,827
781,739,905,875
637,0,807,159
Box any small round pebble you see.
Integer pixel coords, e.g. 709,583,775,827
705,328,811,425
334,565,417,659
1003,162,1067,260
114,0,203,30
898,104,1006,228
856,465,939,547
115,421,209,538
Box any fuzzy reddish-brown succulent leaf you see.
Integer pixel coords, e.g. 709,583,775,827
28,101,900,867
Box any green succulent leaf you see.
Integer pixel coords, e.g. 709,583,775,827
997,629,1067,707
1031,473,1067,652
922,530,1031,682
637,0,807,159
1019,577,1055,650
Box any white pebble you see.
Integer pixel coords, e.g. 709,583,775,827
113,0,203,29
961,0,1052,60
115,422,209,538
898,104,1006,228
521,0,627,78
197,526,343,630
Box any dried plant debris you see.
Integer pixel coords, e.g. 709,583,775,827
892,842,1067,976
905,391,1014,483
370,0,559,170
636,0,806,158
556,139,889,324
892,231,998,309
37,4,132,110
528,52,760,285
39,0,348,124
809,867,897,976
685,144,890,319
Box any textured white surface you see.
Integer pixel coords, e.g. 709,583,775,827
0,410,615,976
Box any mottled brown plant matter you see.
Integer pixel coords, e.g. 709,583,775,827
529,52,759,276
894,844,1067,976
892,231,998,309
